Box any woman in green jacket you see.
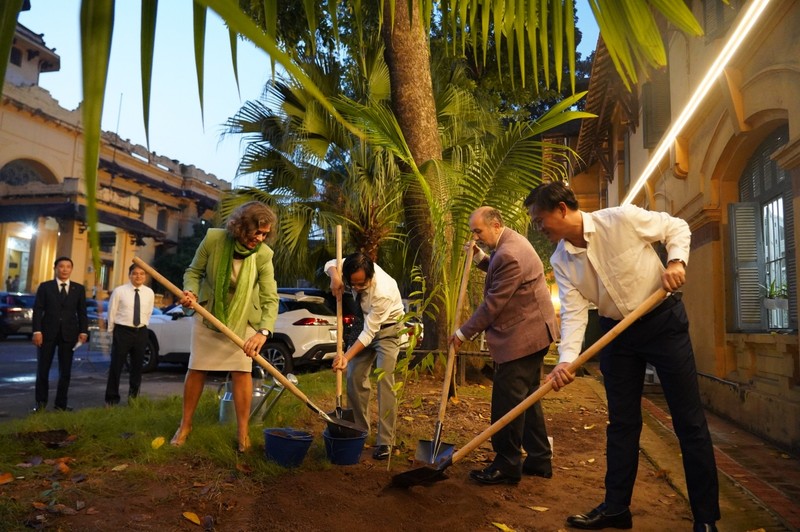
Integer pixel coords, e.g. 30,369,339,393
171,202,279,452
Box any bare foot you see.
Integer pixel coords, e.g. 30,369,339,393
237,434,251,453
170,427,191,447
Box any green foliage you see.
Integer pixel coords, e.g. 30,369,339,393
151,223,209,297
761,280,788,299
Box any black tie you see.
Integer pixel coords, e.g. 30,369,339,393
133,288,141,327
60,282,67,298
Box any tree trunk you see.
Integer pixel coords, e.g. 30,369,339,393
382,1,448,349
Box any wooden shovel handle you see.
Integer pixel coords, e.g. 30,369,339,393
437,245,474,423
131,256,316,407
450,288,669,464
335,225,344,401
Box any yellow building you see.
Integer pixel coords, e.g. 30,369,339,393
574,0,799,451
1,23,229,299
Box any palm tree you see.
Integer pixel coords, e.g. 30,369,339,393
1,0,702,274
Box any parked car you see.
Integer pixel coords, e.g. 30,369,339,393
140,291,345,374
0,292,35,340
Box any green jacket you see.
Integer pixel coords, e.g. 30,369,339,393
183,228,278,332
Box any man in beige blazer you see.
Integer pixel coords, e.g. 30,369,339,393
452,206,558,485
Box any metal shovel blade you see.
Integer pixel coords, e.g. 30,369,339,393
415,422,455,464
320,410,365,439
391,456,454,488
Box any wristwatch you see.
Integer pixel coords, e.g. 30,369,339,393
257,329,271,338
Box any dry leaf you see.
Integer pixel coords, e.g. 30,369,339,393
583,424,595,430
86,507,99,515
492,523,515,531
587,458,595,463
235,462,253,474
780,453,790,459
527,505,549,512
183,511,202,525
402,416,414,422
151,436,165,449
0,472,13,485
111,464,128,472
32,501,47,510
56,462,70,474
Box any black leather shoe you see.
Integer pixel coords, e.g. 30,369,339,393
373,445,391,460
566,503,632,530
522,461,553,478
693,523,718,532
469,466,521,485
54,406,73,412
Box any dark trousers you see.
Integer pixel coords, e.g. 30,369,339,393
35,334,74,409
599,298,720,523
490,346,552,476
105,326,148,404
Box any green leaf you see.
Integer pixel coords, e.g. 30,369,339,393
0,0,24,100
140,0,158,149
80,0,115,274
192,1,207,127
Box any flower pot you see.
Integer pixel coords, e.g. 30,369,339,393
763,298,788,311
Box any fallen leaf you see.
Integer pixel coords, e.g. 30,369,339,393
86,507,99,515
16,462,33,469
780,453,791,459
193,482,207,488
0,472,13,485
492,522,515,531
32,502,47,510
235,462,253,474
183,511,202,525
56,462,71,474
111,464,128,472
583,424,595,430
151,436,165,449
587,458,595,463
402,416,414,422
526,505,549,512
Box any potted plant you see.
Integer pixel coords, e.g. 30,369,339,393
761,280,789,311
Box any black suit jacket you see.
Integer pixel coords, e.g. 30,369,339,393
32,280,89,343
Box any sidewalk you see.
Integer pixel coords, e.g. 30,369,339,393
578,369,799,532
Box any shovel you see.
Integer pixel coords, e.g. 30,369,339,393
415,245,474,463
392,288,669,488
328,225,355,423
132,257,366,439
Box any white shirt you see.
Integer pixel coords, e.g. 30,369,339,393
107,282,155,331
56,279,70,292
324,259,405,347
553,205,690,364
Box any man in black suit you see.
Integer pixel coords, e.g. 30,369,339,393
31,256,89,412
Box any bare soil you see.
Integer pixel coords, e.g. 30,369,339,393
9,371,695,531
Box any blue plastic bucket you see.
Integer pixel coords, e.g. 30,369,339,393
323,428,367,465
263,428,313,467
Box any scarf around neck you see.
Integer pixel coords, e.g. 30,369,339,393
208,235,259,337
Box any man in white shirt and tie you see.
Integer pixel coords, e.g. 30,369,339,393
105,263,155,406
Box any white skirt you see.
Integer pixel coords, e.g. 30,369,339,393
188,314,255,372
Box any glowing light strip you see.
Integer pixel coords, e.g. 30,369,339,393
622,0,773,205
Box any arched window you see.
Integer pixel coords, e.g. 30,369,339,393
730,125,795,331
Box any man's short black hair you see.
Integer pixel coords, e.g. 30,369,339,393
342,252,375,284
524,181,580,211
54,256,73,268
129,263,145,274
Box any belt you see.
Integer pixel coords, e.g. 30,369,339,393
380,322,398,330
116,324,147,330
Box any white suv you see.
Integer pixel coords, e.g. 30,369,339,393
141,292,344,374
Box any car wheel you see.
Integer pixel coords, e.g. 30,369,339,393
141,337,159,373
260,341,293,374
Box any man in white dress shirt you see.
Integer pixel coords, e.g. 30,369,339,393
525,181,719,532
325,252,405,460
105,263,155,406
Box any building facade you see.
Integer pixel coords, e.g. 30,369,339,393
1,23,229,300
574,0,799,450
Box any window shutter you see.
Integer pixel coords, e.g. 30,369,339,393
729,202,766,331
642,68,671,150
782,186,798,328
